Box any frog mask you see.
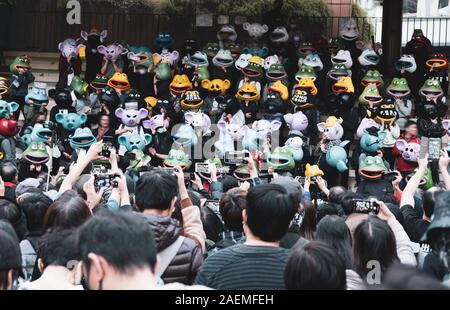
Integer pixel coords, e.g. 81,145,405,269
241,56,263,79
331,50,353,69
0,100,19,118
295,65,317,82
213,49,233,68
361,70,383,88
420,79,443,100
97,43,126,62
228,43,242,60
217,25,237,42
24,142,49,165
69,127,96,149
328,37,344,55
395,139,420,162
294,78,318,97
317,116,344,141
357,42,382,66
180,91,204,111
266,64,287,82
372,99,398,125
70,76,89,97
115,107,148,127
201,79,231,96
406,168,433,191
297,42,316,58
327,64,351,81
203,42,220,58
426,52,449,71
188,51,209,67
359,84,382,106
198,158,224,180
339,18,359,41
128,46,153,71
108,72,131,92
170,75,193,97
10,55,32,75
332,77,354,94
359,154,387,180
284,136,304,162
301,54,323,72
236,82,261,101
30,123,52,142
154,32,174,50
268,147,295,171
164,149,191,171
155,61,171,81
270,26,289,43
360,127,387,153
118,132,152,152
55,113,87,131
25,83,48,107
290,89,315,110
90,74,109,91
395,54,417,73
387,77,411,98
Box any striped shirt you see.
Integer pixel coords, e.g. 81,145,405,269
195,244,290,290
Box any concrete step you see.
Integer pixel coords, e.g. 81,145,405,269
4,50,61,59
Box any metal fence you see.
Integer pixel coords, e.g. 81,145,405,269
7,10,450,52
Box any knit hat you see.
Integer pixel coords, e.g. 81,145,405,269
0,229,22,270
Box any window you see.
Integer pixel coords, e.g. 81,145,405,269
439,0,449,9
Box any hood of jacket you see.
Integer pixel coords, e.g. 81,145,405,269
142,214,181,251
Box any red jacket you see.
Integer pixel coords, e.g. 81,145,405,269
392,134,420,172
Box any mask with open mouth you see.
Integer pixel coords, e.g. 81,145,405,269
420,79,443,100
331,50,353,69
361,70,383,88
294,78,317,97
295,65,317,82
395,54,417,73
69,127,96,149
328,37,344,55
301,54,323,72
228,43,241,60
30,123,52,143
236,82,261,101
426,52,449,71
70,76,89,97
169,74,193,97
339,18,359,41
24,141,49,165
358,154,387,180
359,84,382,107
297,41,316,59
241,56,263,80
387,77,411,98
128,46,153,71
217,25,237,42
189,51,209,67
372,99,398,125
290,88,315,110
203,42,220,58
25,83,48,107
266,63,287,82
10,55,32,75
108,72,131,92
332,76,354,94
327,63,351,81
90,74,109,91
164,148,191,171
270,26,289,43
267,147,295,171
233,163,257,181
268,80,289,101
358,46,381,67
406,168,433,190
284,136,304,162
213,49,234,68
198,158,224,181
180,90,204,111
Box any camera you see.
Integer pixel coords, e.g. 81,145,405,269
93,165,119,189
224,151,249,165
101,136,114,157
352,199,379,214
195,163,211,174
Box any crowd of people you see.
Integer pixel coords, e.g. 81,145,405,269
0,17,449,290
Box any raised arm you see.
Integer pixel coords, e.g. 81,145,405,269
400,155,428,208
439,151,450,190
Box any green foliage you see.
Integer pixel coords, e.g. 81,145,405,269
352,1,375,42
78,0,155,10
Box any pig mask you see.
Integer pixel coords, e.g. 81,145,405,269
395,139,420,162
97,43,126,62
115,108,148,127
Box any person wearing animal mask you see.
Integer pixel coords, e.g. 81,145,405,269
98,43,126,76
81,29,108,84
9,55,35,120
57,38,84,88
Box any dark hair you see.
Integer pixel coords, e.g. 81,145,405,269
38,229,80,268
30,112,47,124
43,190,91,231
0,230,21,290
0,198,27,241
135,170,178,211
381,263,448,290
219,188,247,232
299,200,316,240
341,191,365,215
316,202,339,223
221,175,239,192
328,186,347,204
73,174,92,200
285,241,346,290
0,162,18,183
316,215,353,269
19,193,53,234
77,211,157,273
201,206,225,243
353,216,399,282
404,120,417,129
422,187,443,219
98,113,110,122
246,184,297,242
